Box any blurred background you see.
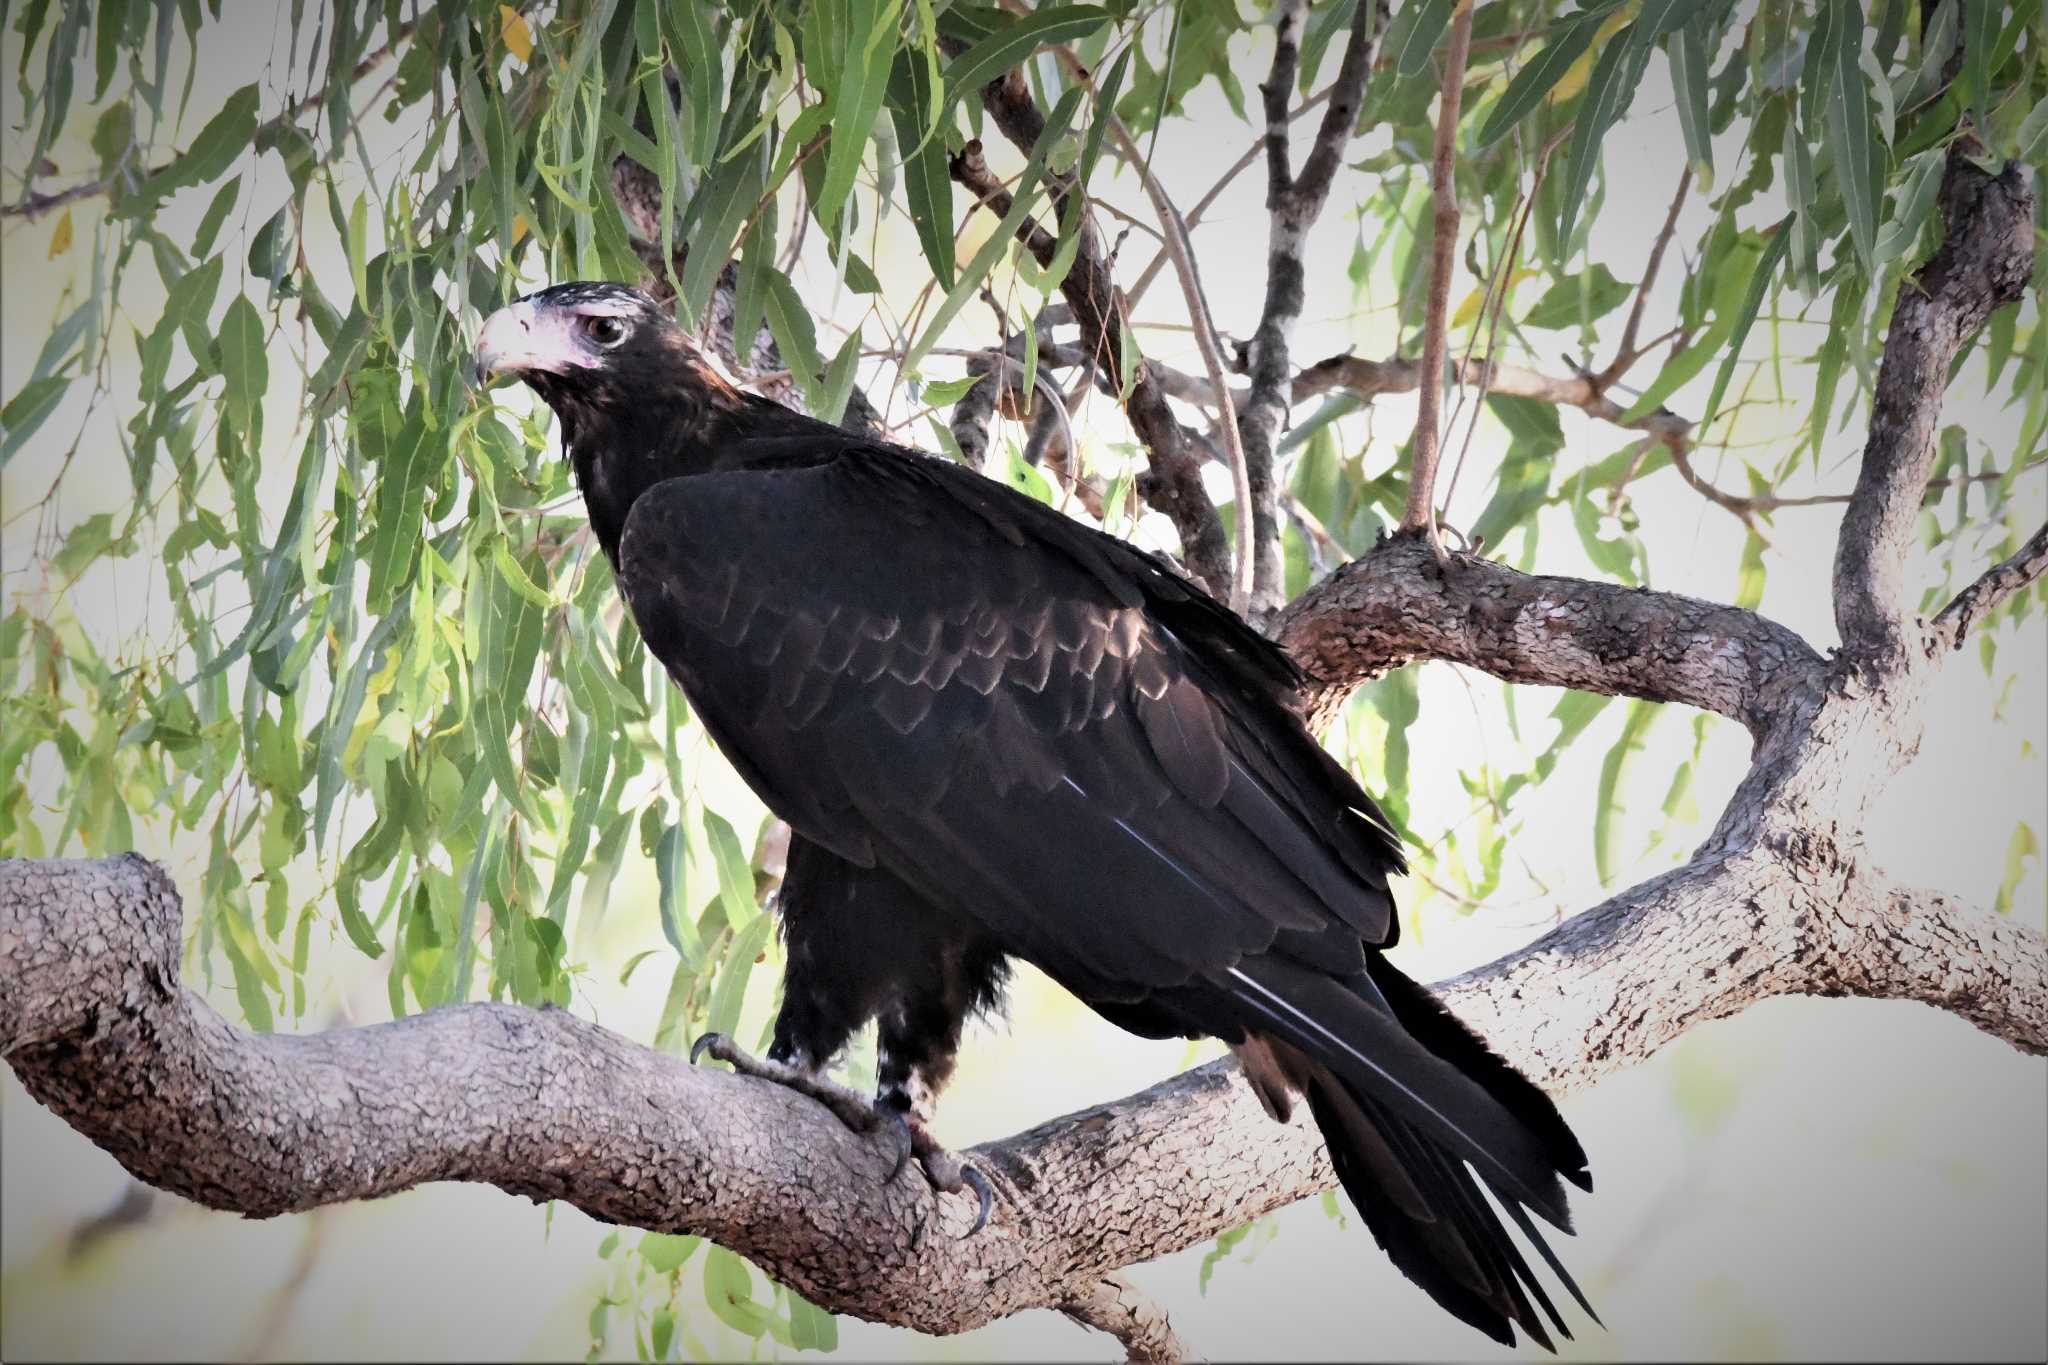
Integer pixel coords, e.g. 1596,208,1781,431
3,0,2044,1359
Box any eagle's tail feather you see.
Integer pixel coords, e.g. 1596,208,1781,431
1231,955,1593,1350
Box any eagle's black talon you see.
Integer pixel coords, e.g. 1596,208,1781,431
958,1164,994,1237
688,1031,725,1067
891,1112,993,1234
880,1111,916,1182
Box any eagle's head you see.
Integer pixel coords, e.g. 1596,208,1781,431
473,281,741,439
474,281,746,564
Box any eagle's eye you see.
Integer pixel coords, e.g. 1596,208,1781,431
584,314,628,348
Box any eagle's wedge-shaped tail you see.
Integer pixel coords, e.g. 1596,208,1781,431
1234,954,1595,1351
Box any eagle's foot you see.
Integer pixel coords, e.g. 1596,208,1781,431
687,1032,885,1138
892,1112,995,1236
691,1032,990,1234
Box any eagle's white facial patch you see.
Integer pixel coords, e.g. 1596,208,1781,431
473,299,603,382
563,295,643,319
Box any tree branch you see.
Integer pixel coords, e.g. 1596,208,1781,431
984,31,1263,614
1598,167,1692,390
0,855,1339,1342
1059,1274,1202,1365
1136,165,1256,615
1399,0,1475,543
1833,152,2035,667
1275,532,1826,737
1832,885,2048,1052
946,137,1232,596
1931,519,2048,648
9,819,2042,1350
1236,0,1382,621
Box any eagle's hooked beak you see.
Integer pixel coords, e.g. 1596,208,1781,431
473,299,587,387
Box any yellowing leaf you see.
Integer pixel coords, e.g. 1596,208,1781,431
1451,286,1487,329
500,5,533,62
47,208,73,258
1548,7,1634,105
510,212,530,245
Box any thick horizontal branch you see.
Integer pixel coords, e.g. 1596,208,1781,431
1275,531,1826,738
1932,520,2048,649
0,856,1333,1342
10,816,2045,1350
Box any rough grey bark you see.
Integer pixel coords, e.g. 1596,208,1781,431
1275,532,1823,736
1832,154,2036,671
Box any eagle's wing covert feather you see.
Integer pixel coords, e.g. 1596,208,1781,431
614,443,1404,1001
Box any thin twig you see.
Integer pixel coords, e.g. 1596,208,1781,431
4,18,421,220
1142,171,1255,614
1599,167,1692,389
1440,129,1562,519
1399,0,1475,546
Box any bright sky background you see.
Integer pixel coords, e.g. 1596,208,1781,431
3,3,2044,1360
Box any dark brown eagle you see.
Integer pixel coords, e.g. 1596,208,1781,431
476,281,1594,1349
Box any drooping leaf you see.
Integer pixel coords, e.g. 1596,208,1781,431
704,908,772,1043
1594,699,1661,884
1522,263,1633,330
939,6,1112,116
1700,214,1793,432
1875,147,1944,262
889,44,956,287
1816,0,1889,272
1386,0,1456,79
1475,7,1607,147
1734,528,1767,609
902,85,1082,375
813,0,902,240
132,82,260,208
1995,821,2039,916
1557,26,1654,257
702,808,761,930
1668,17,1716,187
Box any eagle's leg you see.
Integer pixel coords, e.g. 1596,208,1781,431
873,941,1008,1233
